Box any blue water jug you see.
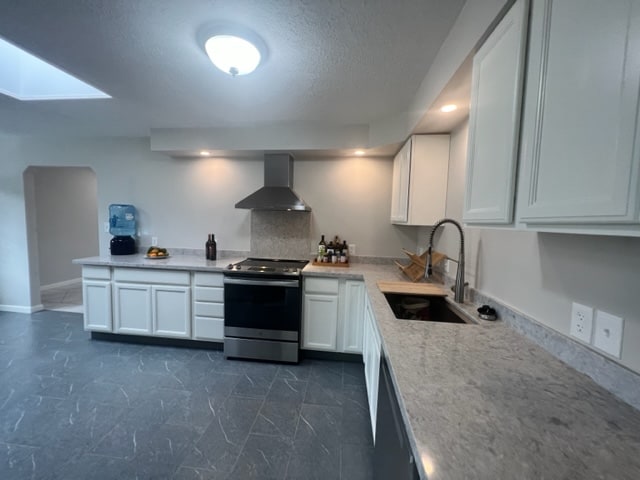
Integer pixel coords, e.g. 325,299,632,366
108,204,137,236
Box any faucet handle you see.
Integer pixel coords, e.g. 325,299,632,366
450,282,469,292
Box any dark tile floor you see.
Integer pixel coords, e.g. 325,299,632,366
0,310,374,479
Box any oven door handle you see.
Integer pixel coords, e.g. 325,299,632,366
223,277,300,288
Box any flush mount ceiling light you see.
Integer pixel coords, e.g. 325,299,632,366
204,34,262,76
440,104,458,113
354,150,365,156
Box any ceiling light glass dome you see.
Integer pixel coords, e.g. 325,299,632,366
204,35,261,76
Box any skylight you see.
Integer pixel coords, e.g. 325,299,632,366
0,36,110,101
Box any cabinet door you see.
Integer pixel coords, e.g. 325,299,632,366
463,0,528,224
390,139,411,223
340,280,365,353
82,280,112,332
302,293,339,351
192,285,224,341
407,135,450,225
518,0,640,224
152,285,191,338
113,283,152,335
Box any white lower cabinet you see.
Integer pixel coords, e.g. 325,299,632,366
113,283,152,335
362,295,381,440
192,272,225,341
152,285,191,338
82,266,112,332
302,276,365,354
303,293,340,351
113,268,191,337
340,280,365,353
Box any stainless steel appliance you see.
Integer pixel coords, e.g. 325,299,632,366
223,258,308,363
234,153,312,211
374,354,420,479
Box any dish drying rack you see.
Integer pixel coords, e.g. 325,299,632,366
394,248,446,282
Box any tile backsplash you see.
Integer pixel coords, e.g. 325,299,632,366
250,211,311,259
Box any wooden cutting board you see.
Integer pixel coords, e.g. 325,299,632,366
377,281,447,296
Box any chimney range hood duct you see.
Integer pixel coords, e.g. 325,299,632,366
235,153,311,212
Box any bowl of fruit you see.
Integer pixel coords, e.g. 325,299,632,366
145,247,169,259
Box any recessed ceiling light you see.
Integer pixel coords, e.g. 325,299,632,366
199,150,211,156
204,35,261,76
440,104,458,113
354,150,365,156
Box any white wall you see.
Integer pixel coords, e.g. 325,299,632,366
0,134,34,311
29,167,99,286
1,136,410,310
295,157,418,257
433,120,640,375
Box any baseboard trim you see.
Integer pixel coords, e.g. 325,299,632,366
91,332,224,350
41,278,82,292
301,349,363,363
0,304,44,314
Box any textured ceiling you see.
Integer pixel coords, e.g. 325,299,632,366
0,0,466,138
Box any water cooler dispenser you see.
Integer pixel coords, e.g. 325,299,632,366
109,204,137,255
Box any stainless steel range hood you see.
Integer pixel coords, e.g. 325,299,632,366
235,153,311,212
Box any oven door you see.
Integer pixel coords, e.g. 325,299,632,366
223,276,301,342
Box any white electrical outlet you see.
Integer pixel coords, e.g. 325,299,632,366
593,310,624,358
151,237,158,246
103,222,109,233
349,244,356,256
444,259,450,274
569,302,593,343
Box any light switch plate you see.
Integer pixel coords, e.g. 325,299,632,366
593,310,623,358
569,302,593,343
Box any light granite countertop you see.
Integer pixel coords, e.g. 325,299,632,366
304,264,640,480
73,254,243,272
75,256,640,478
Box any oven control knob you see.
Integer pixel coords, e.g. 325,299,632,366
226,264,233,270
282,268,290,273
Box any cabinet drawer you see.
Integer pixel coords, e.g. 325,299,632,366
194,301,224,318
82,265,110,280
305,277,339,294
194,272,224,287
194,286,224,302
114,268,190,285
193,316,224,341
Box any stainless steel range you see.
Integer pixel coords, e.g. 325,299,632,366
223,258,309,363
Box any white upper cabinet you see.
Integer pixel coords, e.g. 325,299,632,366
517,0,640,226
390,135,450,226
463,0,529,224
390,139,411,223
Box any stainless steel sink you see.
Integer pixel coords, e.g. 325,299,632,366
383,293,474,324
